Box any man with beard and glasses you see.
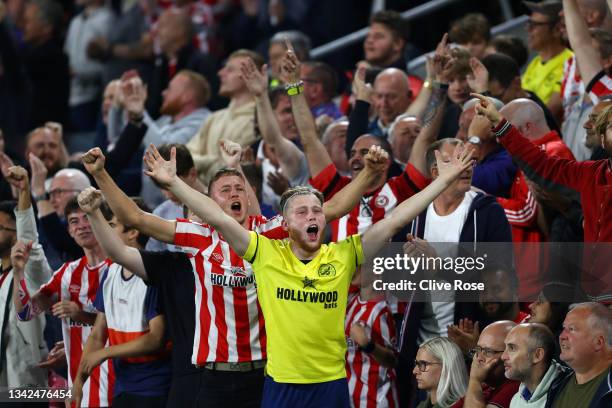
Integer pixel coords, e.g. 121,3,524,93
457,321,520,408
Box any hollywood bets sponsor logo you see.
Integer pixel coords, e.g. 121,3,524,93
276,276,338,309
210,266,255,287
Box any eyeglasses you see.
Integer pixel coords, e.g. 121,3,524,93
469,346,505,359
414,360,441,372
49,188,79,198
0,225,16,232
526,19,555,29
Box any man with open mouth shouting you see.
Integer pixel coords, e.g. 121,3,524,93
142,136,473,407
79,137,387,408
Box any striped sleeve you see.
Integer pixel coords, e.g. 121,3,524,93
174,218,213,249
586,71,612,104
38,262,69,298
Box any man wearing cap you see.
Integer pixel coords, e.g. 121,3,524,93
521,1,573,108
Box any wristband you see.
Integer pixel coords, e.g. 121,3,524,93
433,81,449,90
360,340,376,354
285,80,304,96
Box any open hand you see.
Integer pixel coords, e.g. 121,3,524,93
240,59,269,98
267,170,289,196
279,38,301,84
38,341,66,369
28,153,48,197
51,300,81,320
435,143,475,183
143,144,177,188
447,318,480,354
467,57,489,94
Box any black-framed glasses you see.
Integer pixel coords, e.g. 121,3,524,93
469,346,505,359
0,225,16,232
414,359,441,372
49,188,79,198
526,19,556,29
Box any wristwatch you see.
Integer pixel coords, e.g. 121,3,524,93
359,340,376,354
32,192,49,202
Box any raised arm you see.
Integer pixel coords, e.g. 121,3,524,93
240,58,306,180
144,145,251,256
7,166,52,289
345,66,373,159
472,93,588,191
81,148,175,244
219,140,261,216
563,0,603,85
361,144,474,260
281,40,333,177
78,187,148,280
322,146,388,222
408,34,452,176
405,52,437,119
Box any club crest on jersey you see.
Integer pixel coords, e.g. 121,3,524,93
317,264,336,278
211,252,224,263
69,284,81,294
374,195,389,208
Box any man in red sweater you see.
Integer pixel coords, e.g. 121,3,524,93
473,93,612,301
497,98,576,299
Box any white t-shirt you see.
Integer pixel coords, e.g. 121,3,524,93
418,191,476,344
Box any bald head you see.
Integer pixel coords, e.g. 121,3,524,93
500,99,550,141
49,168,91,216
373,68,411,126
480,320,517,349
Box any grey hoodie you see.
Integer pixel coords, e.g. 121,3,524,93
510,360,567,408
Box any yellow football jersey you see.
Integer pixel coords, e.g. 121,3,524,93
243,231,364,383
521,48,573,104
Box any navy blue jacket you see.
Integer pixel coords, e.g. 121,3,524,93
472,147,517,198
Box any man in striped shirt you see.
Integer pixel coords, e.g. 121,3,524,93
345,286,399,408
79,140,385,407
73,197,171,408
14,196,114,407
141,134,473,407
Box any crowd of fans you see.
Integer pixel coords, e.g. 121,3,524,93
0,0,611,407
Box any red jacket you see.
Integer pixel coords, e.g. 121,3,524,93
494,120,612,299
496,130,576,298
494,120,611,242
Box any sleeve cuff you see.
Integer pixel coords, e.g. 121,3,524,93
492,118,511,138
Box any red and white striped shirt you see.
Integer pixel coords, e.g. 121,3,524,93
588,72,612,103
561,56,583,121
345,295,398,408
173,215,286,365
38,257,114,408
310,164,429,241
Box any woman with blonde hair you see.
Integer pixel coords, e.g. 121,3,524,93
413,337,468,408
